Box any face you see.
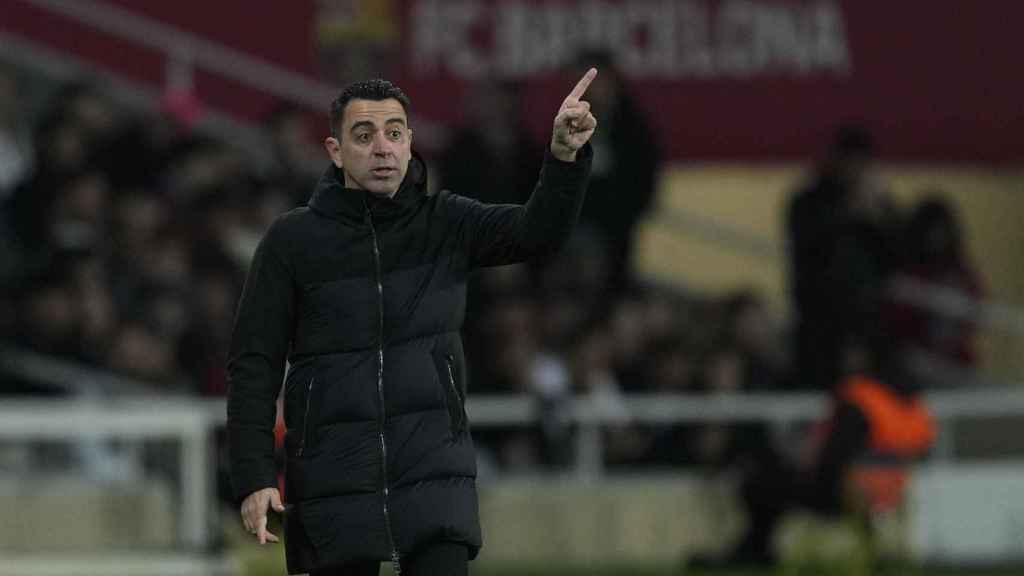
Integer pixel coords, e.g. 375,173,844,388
324,98,412,197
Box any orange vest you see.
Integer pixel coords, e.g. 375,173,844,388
839,376,936,512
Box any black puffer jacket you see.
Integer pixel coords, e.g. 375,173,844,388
227,145,591,574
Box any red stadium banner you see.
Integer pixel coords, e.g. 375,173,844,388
3,0,1022,162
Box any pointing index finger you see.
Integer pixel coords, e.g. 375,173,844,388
567,67,598,102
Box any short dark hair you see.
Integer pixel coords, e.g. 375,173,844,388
329,79,411,138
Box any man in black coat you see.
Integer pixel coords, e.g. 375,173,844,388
786,125,875,391
227,70,598,575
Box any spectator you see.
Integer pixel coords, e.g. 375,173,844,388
264,103,321,207
0,65,32,197
67,250,118,363
715,333,934,567
55,82,119,147
884,196,984,368
568,50,660,294
47,169,111,252
722,290,791,391
179,267,240,397
567,316,647,468
4,113,91,256
607,289,657,391
14,266,82,360
439,79,542,206
691,342,777,471
106,319,183,388
641,332,698,467
827,180,902,360
535,228,612,350
186,183,252,271
476,297,559,470
161,135,243,206
787,124,876,390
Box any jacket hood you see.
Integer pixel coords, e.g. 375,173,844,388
308,150,428,221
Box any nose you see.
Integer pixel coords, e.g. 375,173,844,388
371,131,391,156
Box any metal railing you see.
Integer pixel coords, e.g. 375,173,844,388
3,384,1024,552
0,397,220,551
0,28,275,162
13,0,336,110
0,346,162,395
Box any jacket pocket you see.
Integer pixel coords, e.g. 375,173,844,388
297,377,316,457
437,354,467,436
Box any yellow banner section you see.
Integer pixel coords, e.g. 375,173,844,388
637,164,1024,378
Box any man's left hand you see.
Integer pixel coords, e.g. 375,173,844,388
550,67,599,162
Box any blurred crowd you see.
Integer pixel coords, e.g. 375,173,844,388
0,73,313,396
0,56,984,493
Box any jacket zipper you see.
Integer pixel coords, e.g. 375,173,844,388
366,207,402,575
297,377,315,457
445,355,464,431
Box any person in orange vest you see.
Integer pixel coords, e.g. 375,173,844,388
804,334,935,517
701,333,935,568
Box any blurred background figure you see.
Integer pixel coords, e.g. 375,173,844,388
721,290,791,392
825,171,902,376
884,195,985,370
568,49,660,296
0,65,32,198
439,78,541,206
14,264,83,362
708,332,935,568
264,103,322,207
787,124,881,391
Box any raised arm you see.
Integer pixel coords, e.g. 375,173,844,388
550,67,599,162
454,69,599,268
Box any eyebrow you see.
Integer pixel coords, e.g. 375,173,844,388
349,118,407,133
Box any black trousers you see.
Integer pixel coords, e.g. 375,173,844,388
310,542,469,576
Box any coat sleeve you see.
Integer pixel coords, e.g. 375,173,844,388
226,220,296,503
452,143,592,268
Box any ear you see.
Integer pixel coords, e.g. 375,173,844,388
324,136,343,168
408,128,413,148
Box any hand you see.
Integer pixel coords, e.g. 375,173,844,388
550,67,599,162
240,487,285,545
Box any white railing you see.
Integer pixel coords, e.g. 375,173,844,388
3,387,1024,553
0,398,221,550
0,28,275,162
0,346,162,395
890,274,1024,336
13,0,337,110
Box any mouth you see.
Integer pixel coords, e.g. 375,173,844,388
371,167,397,178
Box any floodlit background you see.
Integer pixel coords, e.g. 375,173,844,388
1,1,1022,575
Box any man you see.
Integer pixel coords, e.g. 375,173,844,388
227,70,598,575
786,124,875,390
718,333,934,567
568,50,659,295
